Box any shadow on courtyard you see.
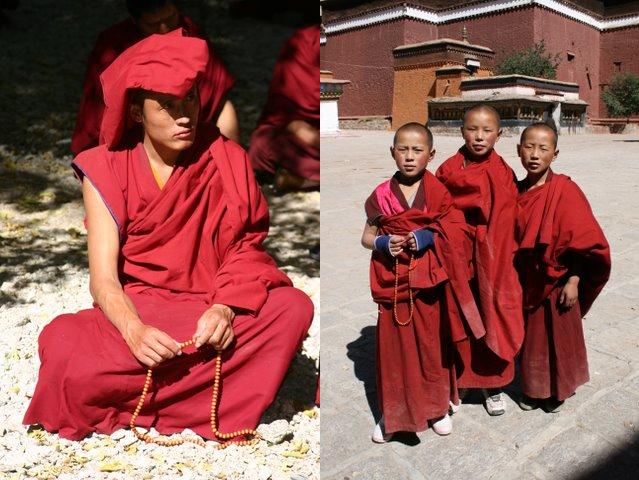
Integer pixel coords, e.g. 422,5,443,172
572,432,639,479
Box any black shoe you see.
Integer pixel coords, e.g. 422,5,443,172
517,394,539,411
542,396,564,413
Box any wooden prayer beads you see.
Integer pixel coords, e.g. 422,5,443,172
393,254,415,326
129,339,260,449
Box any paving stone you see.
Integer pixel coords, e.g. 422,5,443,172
578,389,639,447
324,451,417,480
322,324,373,407
528,426,623,479
482,398,559,448
573,348,633,399
396,411,512,479
320,307,357,330
320,404,377,476
626,372,639,396
341,296,377,318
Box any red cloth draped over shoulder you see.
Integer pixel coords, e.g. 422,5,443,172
73,125,292,311
365,172,483,343
71,16,234,156
248,24,320,181
436,148,524,363
516,171,610,315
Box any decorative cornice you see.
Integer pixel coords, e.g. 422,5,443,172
320,79,350,99
436,65,472,76
394,60,491,71
323,0,639,34
394,60,463,70
461,74,579,91
394,38,494,56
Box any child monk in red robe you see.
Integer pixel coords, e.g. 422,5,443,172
515,123,610,412
71,0,238,156
23,30,313,442
248,24,319,192
362,123,483,442
435,105,524,416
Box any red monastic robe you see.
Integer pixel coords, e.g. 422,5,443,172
436,148,524,388
365,172,483,434
248,24,320,181
70,15,234,156
24,33,312,441
515,170,610,400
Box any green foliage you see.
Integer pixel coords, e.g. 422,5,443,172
602,73,639,117
496,41,560,79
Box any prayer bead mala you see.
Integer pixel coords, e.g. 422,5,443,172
393,254,415,326
130,339,260,449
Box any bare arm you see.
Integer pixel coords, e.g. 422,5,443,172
216,99,241,143
83,178,181,367
362,221,406,255
362,222,378,250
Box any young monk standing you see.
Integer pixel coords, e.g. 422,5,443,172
362,123,483,441
435,105,524,416
24,31,313,442
71,0,238,155
515,123,610,412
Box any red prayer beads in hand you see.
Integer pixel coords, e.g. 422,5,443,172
129,339,260,449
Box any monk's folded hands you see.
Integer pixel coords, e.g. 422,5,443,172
124,322,183,368
193,304,235,350
389,235,407,256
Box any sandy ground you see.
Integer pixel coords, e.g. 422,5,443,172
0,1,319,479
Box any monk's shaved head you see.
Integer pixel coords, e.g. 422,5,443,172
520,122,558,148
463,104,501,126
393,122,433,149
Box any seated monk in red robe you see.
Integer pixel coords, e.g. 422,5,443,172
514,123,610,413
70,0,239,156
362,123,483,442
435,105,524,416
248,24,319,192
23,30,313,442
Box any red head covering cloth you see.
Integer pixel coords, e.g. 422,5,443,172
99,29,209,150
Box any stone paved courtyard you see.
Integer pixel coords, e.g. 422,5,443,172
320,131,639,480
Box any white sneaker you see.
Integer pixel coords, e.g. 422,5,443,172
371,417,392,443
449,399,461,415
430,414,452,436
483,389,506,416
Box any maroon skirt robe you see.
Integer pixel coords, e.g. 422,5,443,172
23,123,313,440
365,172,482,434
248,25,320,181
515,171,610,401
436,148,525,388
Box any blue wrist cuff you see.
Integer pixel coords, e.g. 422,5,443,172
412,229,434,252
374,235,392,256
